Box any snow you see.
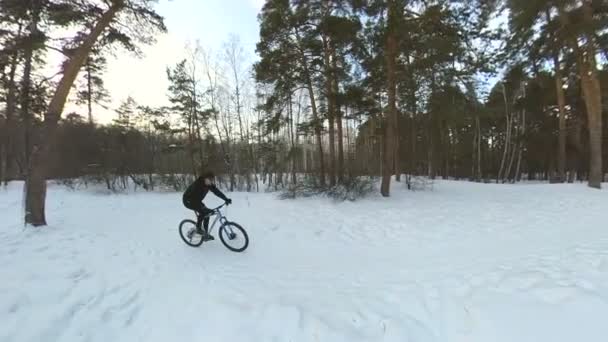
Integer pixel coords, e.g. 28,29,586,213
1,180,608,342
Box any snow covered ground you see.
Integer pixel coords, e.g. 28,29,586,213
1,180,608,342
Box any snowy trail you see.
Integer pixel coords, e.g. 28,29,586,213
2,181,608,342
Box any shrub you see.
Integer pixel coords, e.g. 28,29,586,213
280,176,377,201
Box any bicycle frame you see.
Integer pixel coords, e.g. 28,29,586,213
181,202,247,252
196,204,229,234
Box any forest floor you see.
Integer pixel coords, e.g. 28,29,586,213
2,179,608,342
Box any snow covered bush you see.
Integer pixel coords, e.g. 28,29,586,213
280,176,377,201
404,174,434,191
156,174,195,191
279,176,324,199
326,176,376,201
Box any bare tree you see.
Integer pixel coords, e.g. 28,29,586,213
223,34,252,190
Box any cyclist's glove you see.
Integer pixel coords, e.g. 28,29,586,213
225,198,232,205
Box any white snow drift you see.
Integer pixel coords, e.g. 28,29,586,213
1,180,608,342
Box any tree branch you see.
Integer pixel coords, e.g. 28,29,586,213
45,44,70,57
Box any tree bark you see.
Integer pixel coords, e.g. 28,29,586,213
569,117,584,183
579,58,603,189
322,34,336,187
428,118,435,179
546,9,567,182
559,2,603,189
295,29,325,187
381,1,398,197
515,100,526,181
476,116,482,181
554,58,567,183
579,4,603,189
288,92,297,185
411,113,417,175
86,58,94,124
25,2,124,226
187,109,197,176
505,116,518,182
498,83,511,182
190,59,206,177
471,117,477,180
203,53,234,190
331,46,344,184
395,114,401,182
2,32,20,185
407,54,417,176
21,15,38,172
228,46,250,191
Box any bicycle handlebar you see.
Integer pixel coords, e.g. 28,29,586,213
211,202,229,211
193,202,230,218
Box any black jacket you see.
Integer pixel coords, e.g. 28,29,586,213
183,177,228,204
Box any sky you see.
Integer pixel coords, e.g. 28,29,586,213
70,0,506,124
90,0,265,123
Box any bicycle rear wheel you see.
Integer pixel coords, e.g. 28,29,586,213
219,222,249,252
179,219,204,247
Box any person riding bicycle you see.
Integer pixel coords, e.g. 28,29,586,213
183,171,231,240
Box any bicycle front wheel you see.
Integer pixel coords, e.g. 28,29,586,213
219,222,249,252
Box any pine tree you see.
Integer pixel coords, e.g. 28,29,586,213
24,0,166,226
113,96,137,130
0,0,26,184
75,50,110,124
166,59,207,176
507,0,607,188
255,0,327,186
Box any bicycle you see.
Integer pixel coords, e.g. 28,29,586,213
178,203,249,252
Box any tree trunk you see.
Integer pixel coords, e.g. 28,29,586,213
476,116,482,181
21,20,37,172
568,117,584,183
506,120,518,182
295,31,325,187
218,110,235,191
472,117,477,180
212,111,233,189
187,111,198,176
86,58,94,124
288,92,297,185
231,56,251,191
395,113,401,182
2,33,20,185
204,52,234,189
515,103,526,182
322,34,336,187
407,55,417,176
441,121,448,179
381,2,398,197
579,60,603,189
147,123,155,190
498,83,511,182
545,9,566,182
307,81,325,187
411,114,417,175
428,121,435,179
559,2,602,189
553,57,567,181
331,47,344,184
190,60,205,176
25,2,123,226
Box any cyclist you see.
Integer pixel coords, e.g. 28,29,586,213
183,171,232,240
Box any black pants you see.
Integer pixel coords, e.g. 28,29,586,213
184,200,212,231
